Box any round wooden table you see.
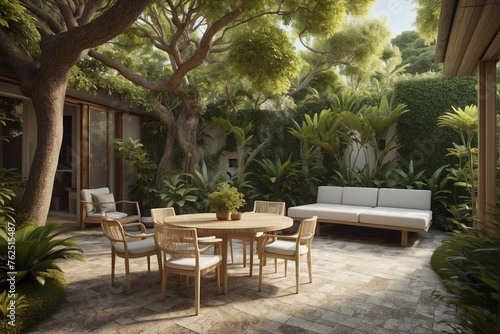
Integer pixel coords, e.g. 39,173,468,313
163,212,293,294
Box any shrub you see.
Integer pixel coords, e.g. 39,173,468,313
395,76,477,178
0,269,66,333
0,223,84,286
431,219,500,334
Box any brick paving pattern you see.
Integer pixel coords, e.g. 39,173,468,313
30,218,454,333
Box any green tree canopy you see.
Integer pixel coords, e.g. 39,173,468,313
392,31,441,74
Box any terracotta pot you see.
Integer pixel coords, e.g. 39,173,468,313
231,213,242,220
216,210,231,220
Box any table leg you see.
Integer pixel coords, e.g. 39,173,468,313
221,234,228,294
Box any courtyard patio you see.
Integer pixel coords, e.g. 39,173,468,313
29,215,454,333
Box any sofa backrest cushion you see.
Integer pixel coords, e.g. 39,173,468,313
317,186,343,204
81,187,110,213
377,188,431,210
342,187,378,207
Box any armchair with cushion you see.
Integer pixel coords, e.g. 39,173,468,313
80,187,140,229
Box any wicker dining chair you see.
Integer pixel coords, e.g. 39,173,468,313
258,216,317,294
100,217,161,293
229,200,286,276
154,225,222,315
151,207,220,253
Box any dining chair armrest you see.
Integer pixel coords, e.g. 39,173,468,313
123,222,151,239
198,238,223,244
198,238,222,253
276,234,299,241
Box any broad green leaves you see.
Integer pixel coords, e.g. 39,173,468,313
0,224,84,285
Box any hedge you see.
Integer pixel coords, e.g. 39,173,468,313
394,75,477,176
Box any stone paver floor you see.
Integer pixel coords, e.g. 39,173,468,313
30,216,454,333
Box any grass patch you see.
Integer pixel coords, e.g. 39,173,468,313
1,269,66,334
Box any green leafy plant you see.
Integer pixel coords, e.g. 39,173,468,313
186,160,228,212
392,160,426,189
253,157,299,204
431,217,500,334
0,223,84,285
437,105,478,222
206,182,246,213
114,138,159,216
159,174,198,214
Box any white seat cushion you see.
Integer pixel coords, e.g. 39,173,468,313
166,255,223,271
288,203,371,223
359,207,432,230
103,211,129,219
264,240,308,256
114,238,156,254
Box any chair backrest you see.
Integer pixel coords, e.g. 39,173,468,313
253,201,286,215
297,216,317,245
81,187,110,213
155,225,198,259
151,207,176,226
100,218,126,243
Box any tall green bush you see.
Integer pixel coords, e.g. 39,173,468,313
431,218,500,334
394,76,477,177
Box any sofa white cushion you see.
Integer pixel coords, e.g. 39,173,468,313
288,203,371,223
377,188,431,210
359,207,432,230
317,186,343,204
342,187,379,207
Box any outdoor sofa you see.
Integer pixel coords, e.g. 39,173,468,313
287,186,432,247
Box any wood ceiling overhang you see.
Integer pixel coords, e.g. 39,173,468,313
435,0,500,76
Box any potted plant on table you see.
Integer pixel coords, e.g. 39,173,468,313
207,182,246,220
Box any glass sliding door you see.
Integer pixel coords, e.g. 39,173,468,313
88,107,114,189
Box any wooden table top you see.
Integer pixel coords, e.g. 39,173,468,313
163,212,293,235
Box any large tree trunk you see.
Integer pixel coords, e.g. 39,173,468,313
0,1,151,226
176,92,202,173
153,100,176,185
19,73,68,225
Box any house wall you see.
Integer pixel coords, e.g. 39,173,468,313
0,78,145,222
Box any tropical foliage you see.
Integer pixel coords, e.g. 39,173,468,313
115,138,159,214
437,105,478,224
431,218,500,334
0,223,84,286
